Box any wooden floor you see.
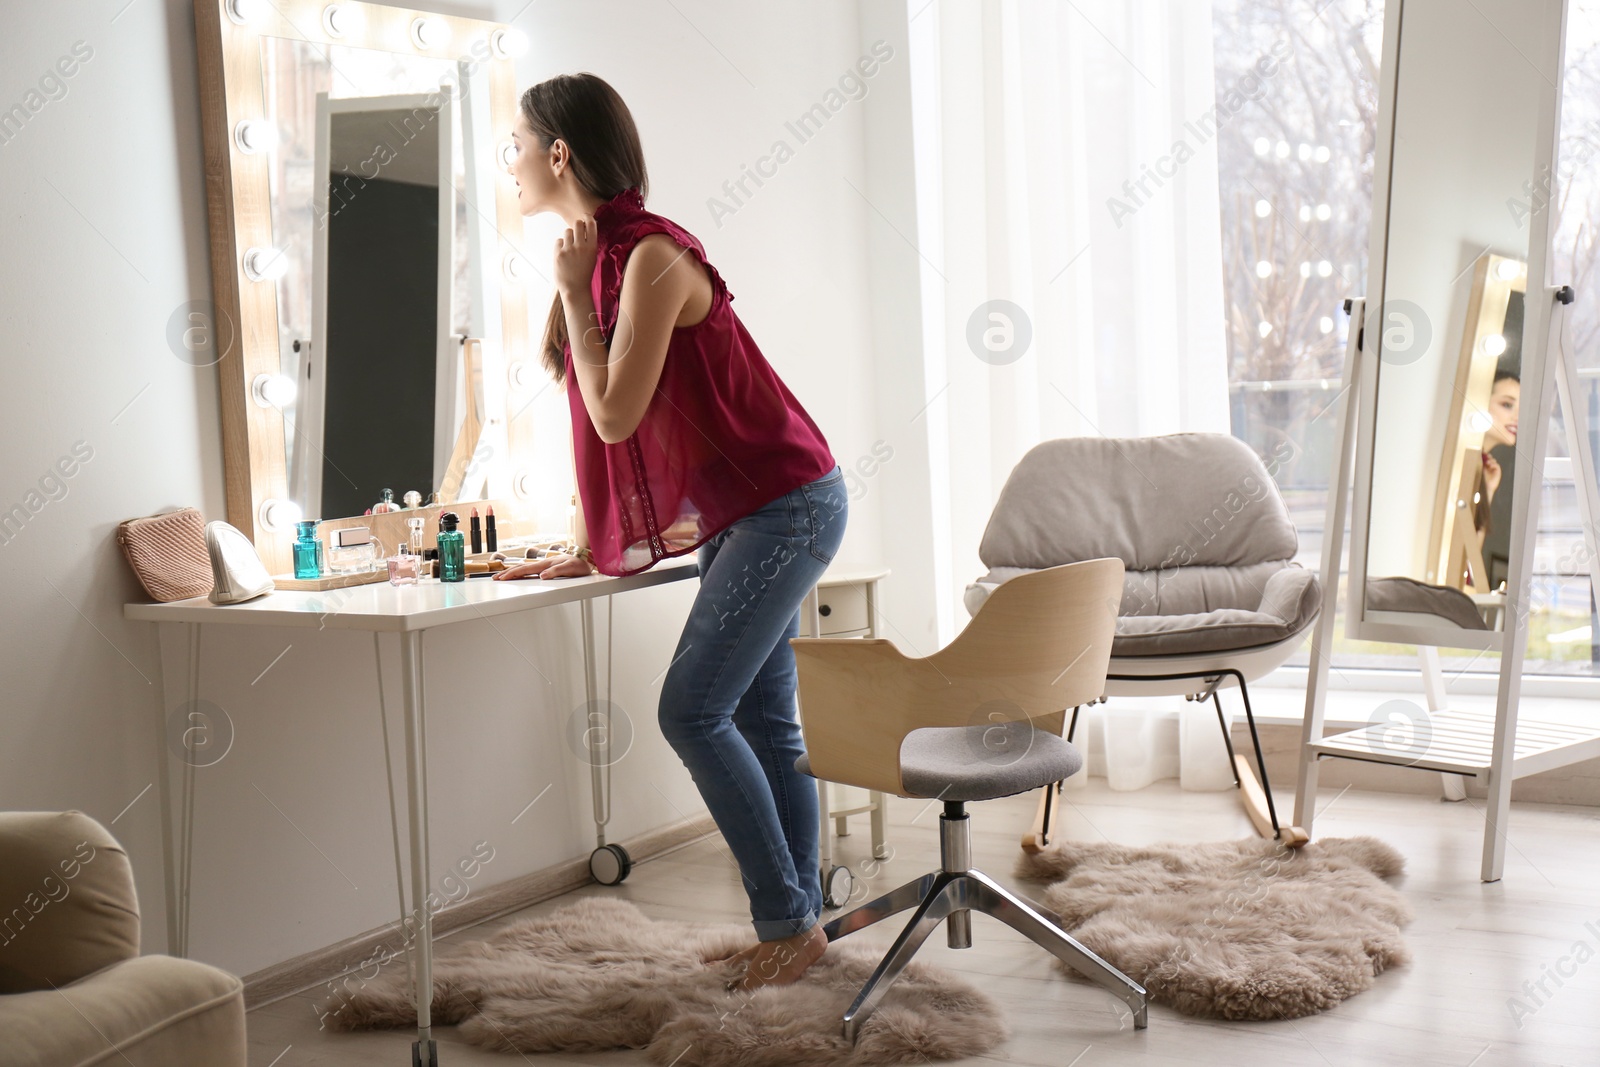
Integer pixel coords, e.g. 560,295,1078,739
245,780,1600,1066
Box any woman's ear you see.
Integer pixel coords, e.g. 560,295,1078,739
549,137,570,179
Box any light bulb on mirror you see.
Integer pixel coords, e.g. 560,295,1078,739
512,470,533,500
498,141,517,168
1481,333,1508,357
1495,259,1523,282
234,119,278,155
226,0,260,24
411,16,451,50
259,497,303,533
503,251,531,282
243,246,288,282
1468,410,1494,434
322,4,360,37
242,246,288,282
251,373,297,409
507,359,529,390
490,27,528,58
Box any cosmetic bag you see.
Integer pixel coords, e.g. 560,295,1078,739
115,506,213,602
205,520,274,604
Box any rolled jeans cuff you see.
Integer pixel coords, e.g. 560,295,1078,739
752,909,819,942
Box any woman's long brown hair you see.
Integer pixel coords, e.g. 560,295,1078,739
519,73,648,387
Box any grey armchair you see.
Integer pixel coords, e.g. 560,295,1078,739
964,433,1321,846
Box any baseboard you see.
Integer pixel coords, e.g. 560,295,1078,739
241,812,718,1010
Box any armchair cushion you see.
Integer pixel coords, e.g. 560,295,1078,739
966,563,1320,658
0,954,246,1067
1112,564,1319,656
0,811,139,994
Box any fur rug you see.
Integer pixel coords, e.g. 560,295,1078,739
1013,835,1411,1020
325,896,1006,1065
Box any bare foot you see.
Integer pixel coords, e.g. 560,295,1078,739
731,924,828,991
701,942,758,965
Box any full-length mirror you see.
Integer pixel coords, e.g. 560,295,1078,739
1349,0,1556,646
195,0,535,573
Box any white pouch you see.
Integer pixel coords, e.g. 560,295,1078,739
205,520,274,604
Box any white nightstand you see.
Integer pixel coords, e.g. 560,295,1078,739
800,565,891,908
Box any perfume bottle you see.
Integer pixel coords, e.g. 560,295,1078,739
406,517,428,582
386,543,420,586
328,526,378,574
292,520,325,579
372,488,399,514
437,512,466,582
403,490,422,509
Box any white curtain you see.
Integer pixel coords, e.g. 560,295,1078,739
907,0,1236,791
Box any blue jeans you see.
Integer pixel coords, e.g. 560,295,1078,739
658,465,849,941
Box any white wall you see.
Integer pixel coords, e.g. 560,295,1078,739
0,0,929,977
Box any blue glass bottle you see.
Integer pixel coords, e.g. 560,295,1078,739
293,520,325,579
437,512,465,582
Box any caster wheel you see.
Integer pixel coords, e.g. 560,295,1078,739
412,1038,438,1067
824,864,853,908
590,844,632,885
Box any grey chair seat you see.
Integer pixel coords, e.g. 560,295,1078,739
1365,575,1488,630
966,561,1320,658
797,722,1084,803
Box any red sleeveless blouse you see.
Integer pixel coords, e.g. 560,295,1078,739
564,186,836,576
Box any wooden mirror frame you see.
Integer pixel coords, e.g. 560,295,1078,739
193,0,534,574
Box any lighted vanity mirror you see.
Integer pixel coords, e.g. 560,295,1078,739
1348,0,1560,648
194,0,536,573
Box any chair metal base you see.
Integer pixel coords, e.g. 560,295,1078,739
822,806,1148,1042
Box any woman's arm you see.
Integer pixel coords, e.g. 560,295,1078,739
561,230,701,444
571,448,590,553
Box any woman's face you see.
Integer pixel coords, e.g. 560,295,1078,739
508,113,560,217
1488,378,1520,445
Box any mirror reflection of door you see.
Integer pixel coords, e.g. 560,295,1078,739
305,94,455,522
1358,0,1543,633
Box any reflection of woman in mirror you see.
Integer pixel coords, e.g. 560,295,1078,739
1475,370,1519,589
492,74,844,989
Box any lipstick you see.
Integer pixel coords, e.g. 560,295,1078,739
485,504,498,552
470,506,483,554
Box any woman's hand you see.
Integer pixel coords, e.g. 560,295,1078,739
554,216,599,299
1483,452,1503,498
492,553,596,581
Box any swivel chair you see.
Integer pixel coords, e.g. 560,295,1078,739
791,558,1148,1040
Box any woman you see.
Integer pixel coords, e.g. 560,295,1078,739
1476,370,1519,590
492,73,846,990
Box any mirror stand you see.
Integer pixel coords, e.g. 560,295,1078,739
1296,295,1600,881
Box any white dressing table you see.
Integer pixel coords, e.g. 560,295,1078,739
124,557,699,1065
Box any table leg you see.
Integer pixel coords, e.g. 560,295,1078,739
399,629,436,1066
152,623,184,958
582,597,607,847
